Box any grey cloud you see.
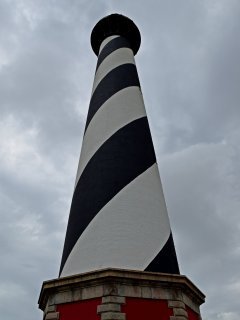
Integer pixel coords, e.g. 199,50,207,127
160,136,240,318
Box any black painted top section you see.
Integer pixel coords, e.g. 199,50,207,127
91,14,141,56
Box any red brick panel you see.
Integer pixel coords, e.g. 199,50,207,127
122,298,173,320
57,298,101,320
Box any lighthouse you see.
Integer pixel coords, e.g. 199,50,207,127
38,14,205,320
59,13,179,278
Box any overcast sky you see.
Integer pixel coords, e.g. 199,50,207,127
0,0,240,319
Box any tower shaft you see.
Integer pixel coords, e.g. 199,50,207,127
59,15,179,277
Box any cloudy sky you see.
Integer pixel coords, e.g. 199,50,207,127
0,0,240,319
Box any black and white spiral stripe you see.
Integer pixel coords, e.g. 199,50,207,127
59,35,179,277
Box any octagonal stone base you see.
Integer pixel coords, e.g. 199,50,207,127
38,268,205,320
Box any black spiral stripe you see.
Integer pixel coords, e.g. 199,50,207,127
96,36,132,71
145,233,180,274
85,63,140,132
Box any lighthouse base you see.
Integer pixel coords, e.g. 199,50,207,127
38,268,205,320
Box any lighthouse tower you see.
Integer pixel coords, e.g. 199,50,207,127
39,14,205,320
59,13,179,278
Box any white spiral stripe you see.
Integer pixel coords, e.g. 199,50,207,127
61,164,171,277
92,47,135,94
75,86,146,187
99,35,119,54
